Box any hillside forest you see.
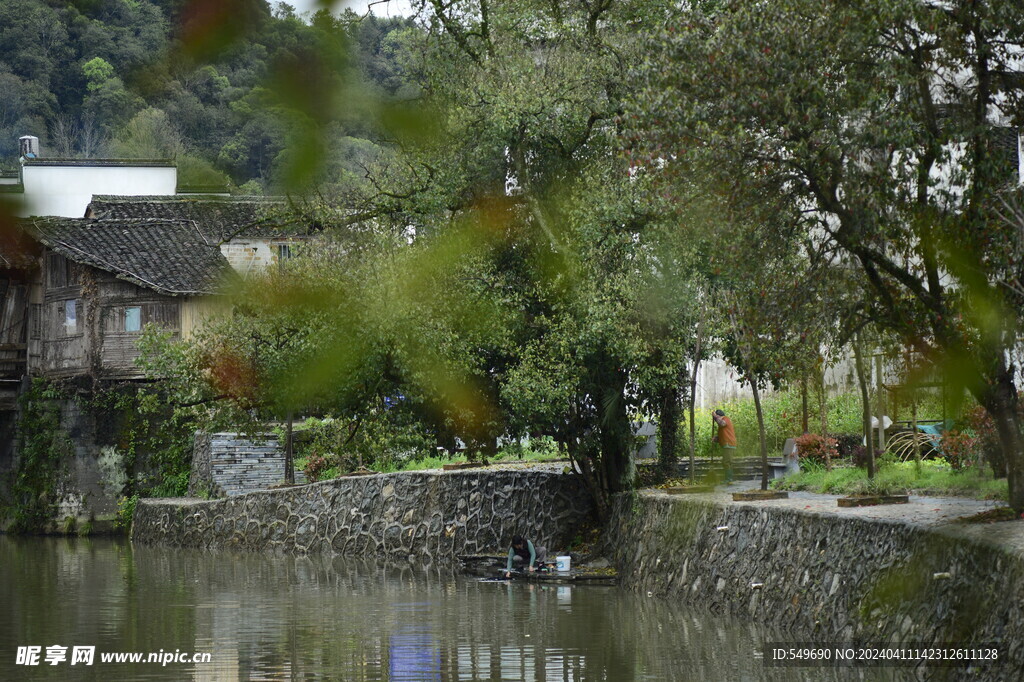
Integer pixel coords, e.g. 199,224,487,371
0,0,413,192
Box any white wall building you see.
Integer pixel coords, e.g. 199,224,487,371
10,136,177,218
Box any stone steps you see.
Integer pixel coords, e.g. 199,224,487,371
672,457,784,480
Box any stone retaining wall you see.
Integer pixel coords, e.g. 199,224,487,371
187,432,306,497
605,492,1024,679
133,469,593,562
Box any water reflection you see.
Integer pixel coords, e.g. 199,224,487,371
0,536,904,680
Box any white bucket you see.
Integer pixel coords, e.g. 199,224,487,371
556,556,571,572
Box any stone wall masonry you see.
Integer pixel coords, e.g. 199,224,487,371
605,492,1024,679
188,433,306,497
133,469,594,563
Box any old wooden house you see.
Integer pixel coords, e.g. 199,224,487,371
0,196,312,521
16,196,307,383
26,216,224,381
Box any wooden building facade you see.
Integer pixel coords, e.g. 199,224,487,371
13,196,305,384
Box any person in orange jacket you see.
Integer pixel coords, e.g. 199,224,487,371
712,409,737,482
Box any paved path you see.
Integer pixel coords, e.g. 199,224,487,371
717,480,999,527
647,478,1024,556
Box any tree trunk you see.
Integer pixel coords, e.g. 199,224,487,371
853,336,874,478
909,353,921,475
600,397,632,494
566,437,609,521
595,353,633,495
688,308,705,484
284,411,295,484
911,396,922,473
974,367,1024,512
819,361,830,470
751,378,769,491
658,385,679,477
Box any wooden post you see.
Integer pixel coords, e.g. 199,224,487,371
875,354,886,455
801,374,809,434
907,350,922,474
819,359,830,470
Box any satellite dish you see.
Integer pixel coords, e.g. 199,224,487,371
870,416,893,430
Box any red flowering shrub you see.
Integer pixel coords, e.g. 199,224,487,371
964,406,1008,477
794,433,839,464
939,429,977,471
303,454,330,482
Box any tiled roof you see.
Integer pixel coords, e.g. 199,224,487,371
27,217,230,296
86,195,307,242
0,225,41,270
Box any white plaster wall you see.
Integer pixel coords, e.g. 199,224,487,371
1019,131,1023,186
18,165,177,217
696,352,861,409
220,239,278,274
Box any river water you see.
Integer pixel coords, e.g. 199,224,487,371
1,536,898,681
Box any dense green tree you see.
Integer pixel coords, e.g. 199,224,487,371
633,0,1024,509
337,0,691,510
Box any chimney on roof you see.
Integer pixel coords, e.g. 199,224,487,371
19,135,39,159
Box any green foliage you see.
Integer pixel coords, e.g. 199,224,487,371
774,460,1007,500
82,57,114,91
91,339,208,500
115,494,139,532
495,437,560,462
3,379,73,533
292,412,436,475
632,0,1024,508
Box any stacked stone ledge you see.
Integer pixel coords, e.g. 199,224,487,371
135,469,593,564
603,492,1024,680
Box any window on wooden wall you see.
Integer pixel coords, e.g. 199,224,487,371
105,303,179,333
124,307,141,332
143,302,179,329
62,299,78,335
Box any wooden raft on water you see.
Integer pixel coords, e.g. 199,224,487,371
457,555,619,586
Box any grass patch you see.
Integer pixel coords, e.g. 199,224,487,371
772,460,1008,500
297,437,565,479
379,445,564,473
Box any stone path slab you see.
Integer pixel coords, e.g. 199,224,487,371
645,479,1024,557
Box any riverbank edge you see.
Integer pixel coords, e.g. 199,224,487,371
605,491,1023,678
131,468,594,562
131,469,1023,676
